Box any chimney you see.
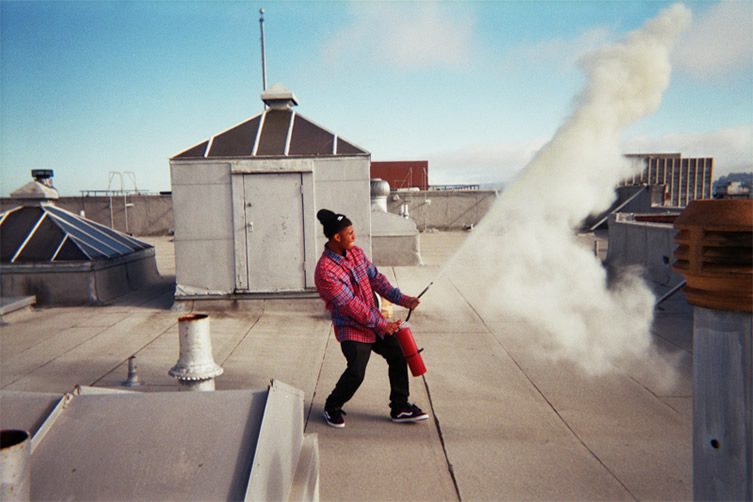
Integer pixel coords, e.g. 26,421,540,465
261,83,298,110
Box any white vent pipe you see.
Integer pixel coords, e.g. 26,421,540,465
169,313,223,391
0,430,31,501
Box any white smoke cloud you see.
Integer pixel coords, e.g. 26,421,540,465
673,0,753,80
443,4,692,377
321,2,475,70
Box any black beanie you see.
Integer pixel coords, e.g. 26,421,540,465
317,209,352,238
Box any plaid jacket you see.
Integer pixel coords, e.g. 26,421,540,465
315,245,408,343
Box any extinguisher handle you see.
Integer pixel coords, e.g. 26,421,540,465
405,308,414,323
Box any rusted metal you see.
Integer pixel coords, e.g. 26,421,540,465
673,199,752,312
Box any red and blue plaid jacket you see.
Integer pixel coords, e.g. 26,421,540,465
315,245,408,343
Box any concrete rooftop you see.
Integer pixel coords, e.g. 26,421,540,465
0,232,693,501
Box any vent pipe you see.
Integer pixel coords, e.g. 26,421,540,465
261,83,298,111
673,199,752,501
169,313,223,391
10,170,59,203
0,430,31,501
370,179,390,213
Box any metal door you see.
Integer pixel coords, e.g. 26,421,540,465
243,173,305,291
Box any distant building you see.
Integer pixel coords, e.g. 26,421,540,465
713,171,753,199
715,181,752,199
623,153,713,207
371,161,429,190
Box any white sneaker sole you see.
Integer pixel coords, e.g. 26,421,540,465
323,411,345,428
391,414,429,423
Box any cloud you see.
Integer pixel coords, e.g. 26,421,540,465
503,27,613,73
321,2,475,70
623,124,753,178
673,1,753,79
427,138,547,185
430,125,752,186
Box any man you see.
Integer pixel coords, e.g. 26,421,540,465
314,208,429,428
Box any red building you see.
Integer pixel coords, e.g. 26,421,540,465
370,161,428,191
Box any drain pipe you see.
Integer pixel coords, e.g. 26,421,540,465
673,199,752,501
0,430,31,501
169,313,223,391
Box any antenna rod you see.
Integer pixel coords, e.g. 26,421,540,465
259,8,268,92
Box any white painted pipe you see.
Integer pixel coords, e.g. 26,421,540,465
169,313,223,391
0,430,31,501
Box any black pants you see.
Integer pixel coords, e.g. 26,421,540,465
325,335,409,412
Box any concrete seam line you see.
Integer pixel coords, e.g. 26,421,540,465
304,324,333,430
6,313,133,388
219,301,266,365
422,375,462,502
625,374,687,417
391,267,461,500
447,277,640,502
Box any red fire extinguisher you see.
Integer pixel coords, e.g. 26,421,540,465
395,322,426,377
392,281,433,377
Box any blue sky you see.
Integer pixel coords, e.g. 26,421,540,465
1,0,751,195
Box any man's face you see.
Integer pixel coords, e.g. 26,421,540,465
336,225,356,250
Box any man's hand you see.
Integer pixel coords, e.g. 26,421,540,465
384,320,402,335
405,296,421,310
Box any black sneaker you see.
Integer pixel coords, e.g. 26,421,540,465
390,403,429,423
323,408,346,428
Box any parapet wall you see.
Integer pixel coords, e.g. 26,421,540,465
0,195,173,236
387,190,498,231
1,190,497,236
606,213,685,288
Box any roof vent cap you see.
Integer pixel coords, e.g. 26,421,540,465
11,170,59,202
261,83,298,110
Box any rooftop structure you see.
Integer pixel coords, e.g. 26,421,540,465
170,85,372,298
173,85,366,160
0,171,157,304
623,153,713,207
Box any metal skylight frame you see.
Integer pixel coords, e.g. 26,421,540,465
10,212,48,263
